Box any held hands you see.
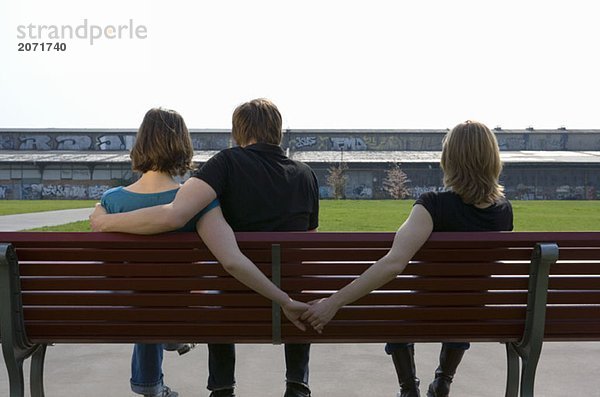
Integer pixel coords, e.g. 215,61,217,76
282,297,341,333
89,203,107,231
300,297,341,334
281,299,310,331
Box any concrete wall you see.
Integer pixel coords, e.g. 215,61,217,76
311,163,600,200
0,129,231,151
1,161,599,200
2,129,599,200
3,128,600,151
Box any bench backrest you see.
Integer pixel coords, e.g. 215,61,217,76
1,231,598,344
542,233,600,341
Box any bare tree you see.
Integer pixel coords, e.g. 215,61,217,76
383,163,410,199
327,153,348,199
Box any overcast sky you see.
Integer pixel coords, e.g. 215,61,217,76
1,0,599,129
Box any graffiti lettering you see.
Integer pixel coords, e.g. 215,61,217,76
18,184,111,199
97,135,135,151
330,137,367,151
22,184,43,199
0,136,15,149
19,135,51,150
351,184,373,198
57,135,92,150
295,136,317,149
409,186,446,199
88,185,110,199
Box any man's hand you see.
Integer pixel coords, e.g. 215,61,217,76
300,297,341,334
89,203,108,231
281,299,310,331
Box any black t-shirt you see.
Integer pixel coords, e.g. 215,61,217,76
192,143,319,232
415,191,513,232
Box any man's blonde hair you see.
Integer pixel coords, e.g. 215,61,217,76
441,120,504,205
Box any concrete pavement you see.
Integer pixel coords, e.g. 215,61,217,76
1,209,599,396
0,208,93,231
1,342,600,396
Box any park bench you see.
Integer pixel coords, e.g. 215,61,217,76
1,231,599,397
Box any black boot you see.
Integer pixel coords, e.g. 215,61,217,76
426,346,465,397
284,382,311,397
391,345,420,397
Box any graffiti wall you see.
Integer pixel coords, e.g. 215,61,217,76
289,134,443,151
286,131,600,151
20,183,110,200
3,129,600,151
0,131,232,151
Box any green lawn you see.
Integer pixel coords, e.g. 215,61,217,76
21,199,600,232
0,200,96,216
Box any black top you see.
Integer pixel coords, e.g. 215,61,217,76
192,143,319,232
415,191,513,232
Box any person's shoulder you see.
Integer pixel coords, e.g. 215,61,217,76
219,146,244,156
416,191,462,210
494,195,513,210
417,190,453,202
101,186,124,201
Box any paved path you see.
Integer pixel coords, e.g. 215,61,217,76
1,209,599,396
0,208,93,231
1,342,600,396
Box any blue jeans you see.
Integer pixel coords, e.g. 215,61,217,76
131,343,164,396
385,342,470,355
207,343,311,391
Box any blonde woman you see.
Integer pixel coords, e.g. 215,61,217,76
301,121,513,397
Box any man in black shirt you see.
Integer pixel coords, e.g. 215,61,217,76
193,100,318,397
91,99,319,397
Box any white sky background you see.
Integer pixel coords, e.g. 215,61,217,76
1,0,599,129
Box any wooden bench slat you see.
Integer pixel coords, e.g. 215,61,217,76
7,230,599,248
16,248,271,263
26,323,273,337
20,277,255,291
290,291,529,305
281,248,533,262
547,291,600,304
18,262,535,278
24,307,273,321
22,292,271,306
552,248,600,260
282,277,530,291
23,306,540,322
19,262,230,277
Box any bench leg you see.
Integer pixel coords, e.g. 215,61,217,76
30,344,47,397
504,340,543,397
4,352,25,397
519,343,542,397
505,343,520,397
2,342,47,397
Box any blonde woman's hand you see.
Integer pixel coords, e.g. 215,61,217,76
282,299,309,331
301,298,341,334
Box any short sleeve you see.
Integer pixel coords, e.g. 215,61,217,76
414,191,437,220
192,150,229,197
180,199,221,232
198,198,220,217
100,187,122,214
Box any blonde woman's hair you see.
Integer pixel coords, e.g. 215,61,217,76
441,120,504,205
